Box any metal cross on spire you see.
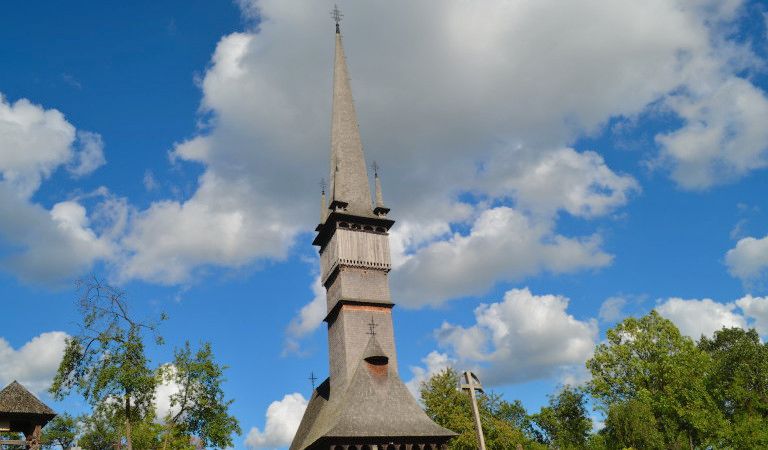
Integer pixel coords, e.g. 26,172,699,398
366,316,378,337
331,5,343,33
309,372,318,389
320,178,327,195
371,161,380,177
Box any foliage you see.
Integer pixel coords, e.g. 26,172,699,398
41,413,78,449
531,385,592,449
158,341,241,449
698,327,768,449
587,310,724,449
49,277,164,450
602,396,665,449
420,368,545,450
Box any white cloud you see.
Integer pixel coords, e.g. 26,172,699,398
116,171,299,285
655,295,768,339
392,207,612,307
656,297,747,339
599,296,627,323
0,331,69,394
480,147,639,218
245,393,307,449
67,131,106,178
0,93,112,284
436,288,597,385
735,295,768,336
0,94,76,197
0,188,116,284
725,234,768,286
154,365,181,421
114,0,760,287
284,276,327,354
658,77,768,189
405,351,455,398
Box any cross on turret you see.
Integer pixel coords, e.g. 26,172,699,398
331,5,343,33
366,317,378,337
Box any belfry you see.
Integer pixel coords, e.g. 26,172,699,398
289,8,456,450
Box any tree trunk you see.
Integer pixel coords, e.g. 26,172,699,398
125,395,133,450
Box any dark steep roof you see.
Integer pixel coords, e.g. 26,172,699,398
0,381,56,420
290,338,456,450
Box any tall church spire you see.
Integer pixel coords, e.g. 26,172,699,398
328,13,373,216
292,12,456,449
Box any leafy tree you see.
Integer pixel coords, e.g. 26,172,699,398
698,327,768,449
158,341,241,449
41,413,79,449
531,385,592,449
587,310,724,449
77,404,169,450
49,278,164,450
602,396,665,449
420,368,545,450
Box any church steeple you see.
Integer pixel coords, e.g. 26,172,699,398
291,11,456,449
328,10,373,216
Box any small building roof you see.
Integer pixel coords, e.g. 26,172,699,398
0,381,56,419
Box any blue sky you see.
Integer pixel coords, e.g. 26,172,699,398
1,1,768,448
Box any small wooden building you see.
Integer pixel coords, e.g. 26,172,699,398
0,381,56,450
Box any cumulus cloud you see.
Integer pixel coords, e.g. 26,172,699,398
116,0,762,288
725,234,768,286
245,393,307,449
656,297,747,339
0,187,116,284
735,295,768,336
436,288,598,386
392,207,612,307
0,93,111,284
480,147,639,218
656,295,768,338
405,351,455,398
599,296,627,323
0,94,76,197
0,331,69,394
658,77,768,189
284,276,327,354
67,131,106,178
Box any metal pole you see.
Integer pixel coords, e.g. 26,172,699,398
461,371,486,450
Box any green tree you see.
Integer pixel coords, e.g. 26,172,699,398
531,385,592,449
587,310,724,449
602,396,665,449
698,327,768,449
420,368,545,450
158,341,241,449
49,278,164,450
41,413,79,449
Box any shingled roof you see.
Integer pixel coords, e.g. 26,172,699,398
290,337,456,450
0,381,56,419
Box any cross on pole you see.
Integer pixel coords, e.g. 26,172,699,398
331,5,343,33
366,316,378,337
461,371,487,450
371,161,380,177
309,372,318,389
319,178,327,194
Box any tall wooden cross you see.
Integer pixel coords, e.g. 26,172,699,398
461,371,487,450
